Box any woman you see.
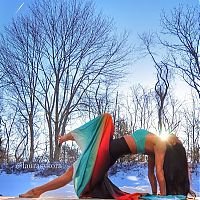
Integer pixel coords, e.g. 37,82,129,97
19,113,191,199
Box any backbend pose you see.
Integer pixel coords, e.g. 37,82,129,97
19,113,191,199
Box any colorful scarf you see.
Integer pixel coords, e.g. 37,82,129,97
71,113,115,197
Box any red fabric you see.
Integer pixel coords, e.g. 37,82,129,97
81,113,114,198
90,114,114,185
116,193,142,200
82,114,115,195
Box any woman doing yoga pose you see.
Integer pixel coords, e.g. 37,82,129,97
19,113,191,199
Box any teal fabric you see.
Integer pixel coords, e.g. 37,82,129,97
140,194,186,199
70,114,115,197
131,129,149,153
71,115,104,197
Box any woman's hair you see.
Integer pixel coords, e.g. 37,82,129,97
163,143,190,195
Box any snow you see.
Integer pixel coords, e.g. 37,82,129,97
0,164,199,198
0,173,77,198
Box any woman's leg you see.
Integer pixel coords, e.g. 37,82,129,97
19,166,73,198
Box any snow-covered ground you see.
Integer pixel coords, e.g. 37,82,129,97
0,164,199,198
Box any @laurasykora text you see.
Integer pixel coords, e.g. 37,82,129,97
15,162,63,170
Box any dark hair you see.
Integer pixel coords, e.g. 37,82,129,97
163,143,190,195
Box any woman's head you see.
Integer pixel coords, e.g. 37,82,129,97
163,143,190,195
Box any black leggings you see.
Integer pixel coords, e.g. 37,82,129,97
109,137,131,167
85,137,131,198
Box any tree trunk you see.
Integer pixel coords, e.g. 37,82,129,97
28,114,34,162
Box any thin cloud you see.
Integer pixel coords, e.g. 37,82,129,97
16,2,24,14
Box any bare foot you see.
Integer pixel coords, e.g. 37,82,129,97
19,189,41,198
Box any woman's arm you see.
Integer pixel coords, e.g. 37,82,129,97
154,139,167,195
148,155,157,195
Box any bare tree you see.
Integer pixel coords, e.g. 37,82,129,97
138,87,154,130
14,117,30,162
82,81,119,120
182,94,200,163
160,5,200,100
30,0,130,161
126,84,156,132
139,33,171,134
0,102,5,163
1,111,17,162
0,92,2,116
113,91,119,127
154,63,170,134
60,143,79,165
0,13,43,162
162,94,182,134
0,137,6,163
0,0,130,162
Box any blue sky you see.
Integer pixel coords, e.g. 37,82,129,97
0,0,199,98
94,0,199,101
95,0,197,38
94,0,199,89
1,0,198,36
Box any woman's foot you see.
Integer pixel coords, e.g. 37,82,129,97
19,189,41,198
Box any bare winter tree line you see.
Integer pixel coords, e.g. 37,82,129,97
0,0,199,165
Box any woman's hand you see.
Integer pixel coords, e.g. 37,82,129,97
57,133,75,146
168,135,182,146
189,189,196,197
58,135,65,145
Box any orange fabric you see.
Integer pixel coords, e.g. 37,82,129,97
117,193,142,200
89,114,114,187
